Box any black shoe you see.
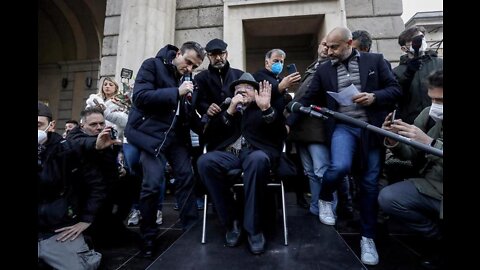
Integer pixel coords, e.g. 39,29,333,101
419,237,444,269
296,195,309,209
140,240,154,258
420,256,444,270
225,220,242,247
247,232,266,255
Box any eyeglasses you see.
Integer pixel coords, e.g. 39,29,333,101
207,51,227,57
234,85,255,91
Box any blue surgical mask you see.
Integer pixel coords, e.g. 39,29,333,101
271,62,283,75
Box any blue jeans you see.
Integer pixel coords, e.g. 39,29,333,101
321,124,381,238
123,143,141,176
138,136,197,241
296,142,336,214
124,142,165,211
378,180,442,239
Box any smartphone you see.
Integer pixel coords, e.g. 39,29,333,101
110,128,118,140
287,64,297,75
390,110,397,124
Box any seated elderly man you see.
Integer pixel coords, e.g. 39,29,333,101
197,73,287,255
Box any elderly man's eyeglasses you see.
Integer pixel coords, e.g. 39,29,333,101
234,85,255,91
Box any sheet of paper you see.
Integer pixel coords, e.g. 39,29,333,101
327,84,360,106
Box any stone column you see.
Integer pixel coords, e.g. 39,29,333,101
106,0,176,84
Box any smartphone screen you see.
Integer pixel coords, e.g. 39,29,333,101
287,64,297,75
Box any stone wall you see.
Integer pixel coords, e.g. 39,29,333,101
101,0,405,80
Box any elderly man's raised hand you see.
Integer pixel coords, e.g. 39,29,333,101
255,80,272,111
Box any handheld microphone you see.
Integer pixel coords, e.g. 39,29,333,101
236,103,244,112
220,97,232,110
201,97,232,124
183,74,193,102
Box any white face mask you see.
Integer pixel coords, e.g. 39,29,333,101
38,130,48,145
408,36,428,55
38,122,52,145
420,38,428,52
429,103,443,122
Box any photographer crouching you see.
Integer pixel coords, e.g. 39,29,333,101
66,107,137,247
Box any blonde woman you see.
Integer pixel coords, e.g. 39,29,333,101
86,77,129,140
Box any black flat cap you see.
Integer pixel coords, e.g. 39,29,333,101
229,72,259,92
38,101,52,119
205,38,228,53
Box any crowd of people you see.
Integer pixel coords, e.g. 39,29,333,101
38,24,443,269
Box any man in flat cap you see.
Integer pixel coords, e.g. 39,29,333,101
38,101,105,269
197,74,287,255
194,38,244,133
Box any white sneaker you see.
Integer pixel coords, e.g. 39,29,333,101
127,209,141,226
156,210,163,225
318,199,336,225
360,236,379,265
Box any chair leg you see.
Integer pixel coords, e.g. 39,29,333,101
201,194,208,244
280,181,288,246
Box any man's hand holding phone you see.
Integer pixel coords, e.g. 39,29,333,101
382,110,398,131
279,63,301,92
390,109,397,125
287,64,297,75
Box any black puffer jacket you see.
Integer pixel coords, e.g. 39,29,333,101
125,45,191,156
38,132,105,237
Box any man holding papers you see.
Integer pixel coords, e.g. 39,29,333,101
286,27,401,265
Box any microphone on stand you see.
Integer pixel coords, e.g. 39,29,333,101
286,101,327,119
287,101,443,158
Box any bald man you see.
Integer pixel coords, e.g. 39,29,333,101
286,27,401,265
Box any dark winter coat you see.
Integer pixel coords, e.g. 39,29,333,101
194,61,244,115
38,132,105,237
125,45,191,156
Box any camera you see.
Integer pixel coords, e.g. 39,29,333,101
110,128,118,140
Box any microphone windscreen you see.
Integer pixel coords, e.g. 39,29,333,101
286,101,302,113
223,97,232,105
220,97,232,110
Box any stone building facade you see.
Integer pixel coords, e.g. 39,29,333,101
38,0,405,133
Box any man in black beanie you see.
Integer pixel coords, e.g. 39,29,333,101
38,101,106,269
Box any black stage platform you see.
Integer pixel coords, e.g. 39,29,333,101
146,204,366,270
97,192,439,270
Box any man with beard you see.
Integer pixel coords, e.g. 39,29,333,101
194,38,244,134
